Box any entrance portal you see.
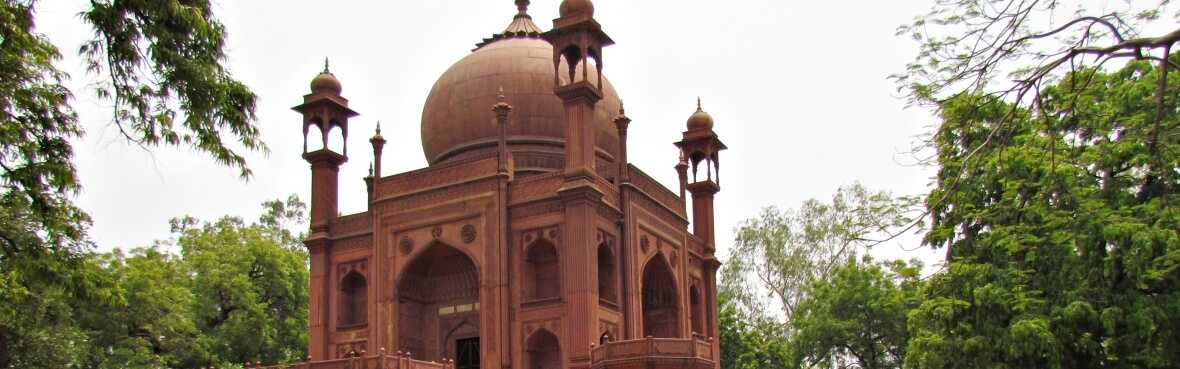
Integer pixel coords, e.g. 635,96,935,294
455,337,480,369
397,242,480,362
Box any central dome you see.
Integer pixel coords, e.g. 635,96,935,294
421,37,622,166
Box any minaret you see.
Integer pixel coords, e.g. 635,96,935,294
493,89,513,174
674,99,725,369
292,59,358,360
294,59,357,233
676,98,725,245
543,0,614,180
613,102,631,185
542,1,614,367
370,121,386,179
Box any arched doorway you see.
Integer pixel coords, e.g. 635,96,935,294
397,242,480,364
642,254,680,338
526,329,561,369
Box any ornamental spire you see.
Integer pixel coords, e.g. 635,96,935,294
515,0,530,17
474,0,542,50
323,57,331,74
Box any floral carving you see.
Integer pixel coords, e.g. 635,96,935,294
399,237,413,256
461,224,477,244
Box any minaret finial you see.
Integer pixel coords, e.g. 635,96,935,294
498,86,506,101
323,57,331,73
619,100,625,115
375,120,382,135
697,97,702,111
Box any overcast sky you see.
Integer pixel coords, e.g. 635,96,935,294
36,0,943,264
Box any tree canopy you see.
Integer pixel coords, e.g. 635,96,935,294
906,54,1179,369
0,2,261,366
792,257,923,369
721,183,920,325
1,196,308,369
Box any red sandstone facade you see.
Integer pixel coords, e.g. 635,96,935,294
285,2,726,369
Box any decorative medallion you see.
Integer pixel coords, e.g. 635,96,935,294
461,224,477,244
524,233,534,244
547,229,558,240
431,226,443,239
399,237,413,256
640,236,650,252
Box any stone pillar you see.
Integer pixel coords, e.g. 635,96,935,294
555,81,605,369
306,238,331,360
687,181,719,246
305,150,346,234
556,82,602,180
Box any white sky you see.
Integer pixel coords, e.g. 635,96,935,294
35,0,944,264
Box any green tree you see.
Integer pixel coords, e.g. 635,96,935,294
906,56,1180,368
181,213,309,365
78,247,205,369
792,257,923,369
721,183,919,325
719,291,793,369
1,1,259,366
3,197,307,369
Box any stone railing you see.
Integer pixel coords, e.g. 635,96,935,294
250,352,453,369
590,337,716,368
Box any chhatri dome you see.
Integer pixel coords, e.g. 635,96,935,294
420,0,622,167
687,98,714,131
310,58,342,95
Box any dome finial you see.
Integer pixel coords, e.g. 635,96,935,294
687,97,714,131
515,0,530,16
310,58,342,95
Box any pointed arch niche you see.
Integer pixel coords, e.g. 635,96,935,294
396,242,480,362
524,238,560,302
597,242,618,305
526,329,561,369
690,285,704,337
641,254,680,338
338,271,368,328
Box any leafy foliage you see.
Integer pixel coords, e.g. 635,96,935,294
792,257,923,369
0,1,260,366
81,0,263,178
894,0,1179,108
907,55,1180,369
720,183,920,324
2,197,307,369
719,292,793,369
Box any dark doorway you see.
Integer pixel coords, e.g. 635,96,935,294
456,337,480,369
